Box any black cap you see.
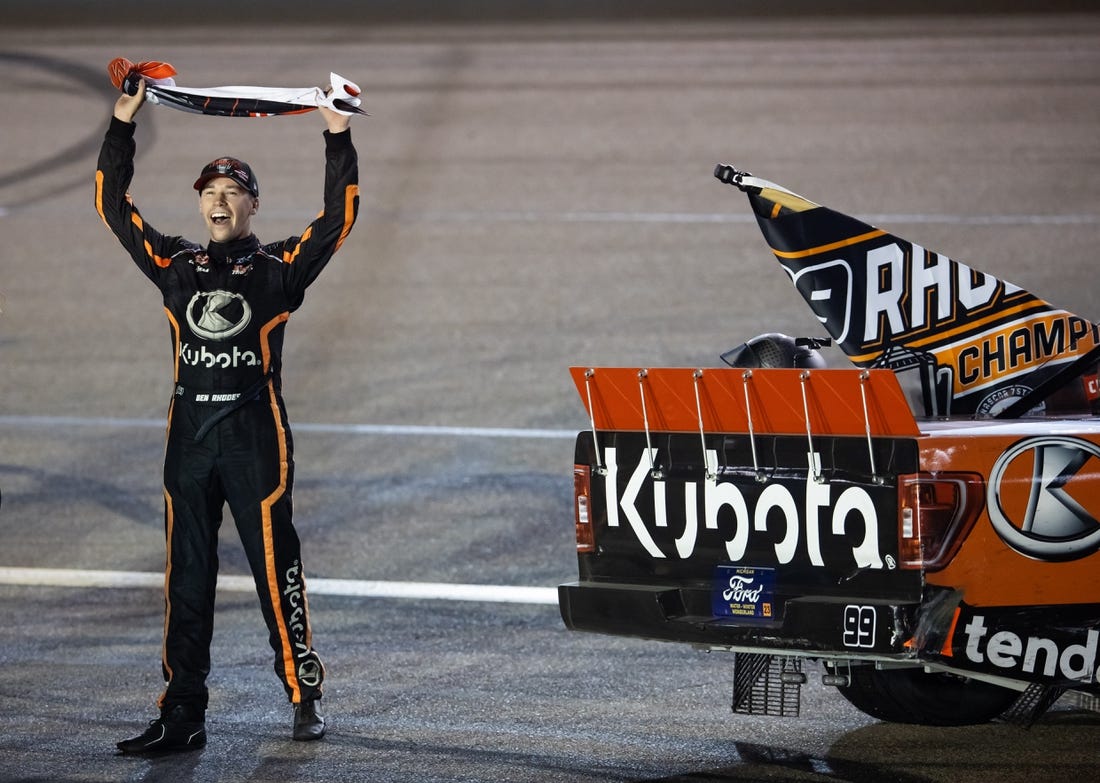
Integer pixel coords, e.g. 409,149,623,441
193,157,259,197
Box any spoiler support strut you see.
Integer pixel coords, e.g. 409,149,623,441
693,370,716,481
583,369,606,475
741,370,765,482
637,370,663,479
859,371,883,484
799,372,822,482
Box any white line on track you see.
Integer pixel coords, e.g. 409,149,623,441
0,567,560,606
0,415,576,440
0,419,570,606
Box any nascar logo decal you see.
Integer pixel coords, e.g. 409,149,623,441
988,436,1100,561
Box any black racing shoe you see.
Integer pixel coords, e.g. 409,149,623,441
117,704,206,755
292,699,325,741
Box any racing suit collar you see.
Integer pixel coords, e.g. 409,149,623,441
207,233,260,263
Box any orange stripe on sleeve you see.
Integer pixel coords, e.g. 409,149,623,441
129,214,172,268
144,240,172,268
283,226,313,265
283,182,358,264
94,171,109,227
334,184,359,251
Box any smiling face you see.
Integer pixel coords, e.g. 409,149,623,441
198,177,258,243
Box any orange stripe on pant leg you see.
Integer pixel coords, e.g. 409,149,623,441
158,486,175,709
259,382,301,702
157,394,178,710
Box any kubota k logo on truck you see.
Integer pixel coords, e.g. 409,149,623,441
988,436,1100,561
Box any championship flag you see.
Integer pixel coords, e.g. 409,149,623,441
715,165,1100,418
108,58,366,117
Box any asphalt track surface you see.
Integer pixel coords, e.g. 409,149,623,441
2,6,1100,783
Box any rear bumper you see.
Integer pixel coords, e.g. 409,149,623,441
558,581,918,658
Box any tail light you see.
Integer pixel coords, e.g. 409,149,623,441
574,464,595,554
898,472,985,570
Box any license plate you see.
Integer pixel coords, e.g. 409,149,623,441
712,565,776,621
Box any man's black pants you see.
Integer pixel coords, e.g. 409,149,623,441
157,387,324,710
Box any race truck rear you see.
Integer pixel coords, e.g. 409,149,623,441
557,167,1100,726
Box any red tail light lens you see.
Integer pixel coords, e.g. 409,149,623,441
574,464,595,554
898,472,985,570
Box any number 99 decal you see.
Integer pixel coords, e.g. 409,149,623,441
843,605,877,648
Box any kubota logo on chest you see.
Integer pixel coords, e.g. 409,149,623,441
186,290,251,341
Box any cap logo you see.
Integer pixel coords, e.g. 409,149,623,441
208,158,249,182
195,157,258,196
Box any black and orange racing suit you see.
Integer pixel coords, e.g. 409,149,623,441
94,116,359,712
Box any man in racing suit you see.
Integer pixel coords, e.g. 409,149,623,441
95,79,359,753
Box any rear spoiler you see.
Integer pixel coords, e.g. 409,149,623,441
570,366,919,438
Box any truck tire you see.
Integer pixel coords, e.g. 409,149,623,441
829,664,1019,726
